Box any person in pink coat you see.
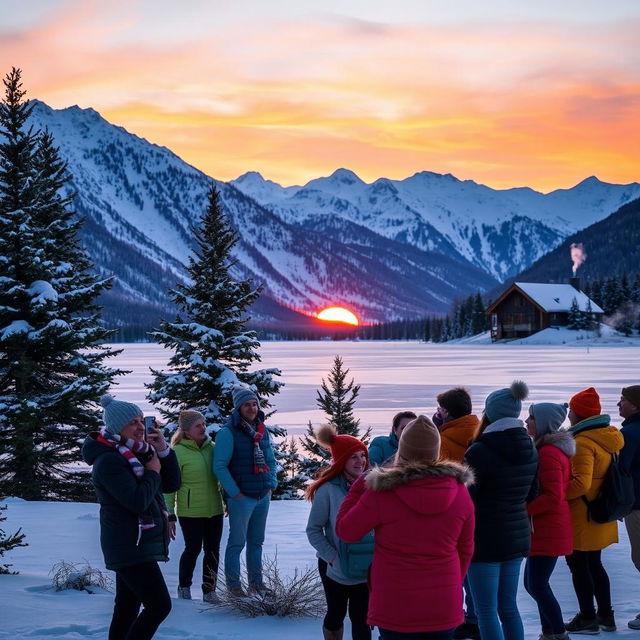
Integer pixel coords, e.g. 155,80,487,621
524,402,575,640
336,415,475,640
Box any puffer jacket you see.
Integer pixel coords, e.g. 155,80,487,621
528,431,575,557
620,411,640,510
306,476,373,586
336,461,474,634
368,432,398,467
164,436,224,518
213,409,277,499
439,414,480,463
82,433,180,571
464,418,539,562
567,415,624,551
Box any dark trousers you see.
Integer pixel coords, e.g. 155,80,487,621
318,559,371,640
109,562,171,640
524,556,564,634
178,514,223,593
379,628,455,639
565,550,613,619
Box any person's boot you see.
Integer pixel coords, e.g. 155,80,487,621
177,586,192,599
564,613,599,635
454,621,481,639
322,626,344,640
597,611,616,632
628,613,640,630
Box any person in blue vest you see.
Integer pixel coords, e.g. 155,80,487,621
213,386,277,597
368,411,416,466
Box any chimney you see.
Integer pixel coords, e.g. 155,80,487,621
570,277,581,291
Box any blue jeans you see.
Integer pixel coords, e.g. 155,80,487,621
524,556,564,635
467,558,524,640
224,493,270,589
463,575,477,624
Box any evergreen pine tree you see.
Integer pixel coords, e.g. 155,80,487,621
472,292,487,335
0,503,27,574
271,436,307,500
147,185,283,430
423,317,431,343
299,355,370,480
567,297,582,330
0,68,120,501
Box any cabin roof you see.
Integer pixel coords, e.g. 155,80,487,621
487,282,604,314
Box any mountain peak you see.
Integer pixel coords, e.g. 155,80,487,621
328,168,363,185
235,170,266,184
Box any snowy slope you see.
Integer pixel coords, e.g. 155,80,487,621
232,169,640,281
25,101,497,323
3,496,640,639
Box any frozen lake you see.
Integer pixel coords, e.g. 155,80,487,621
106,341,638,437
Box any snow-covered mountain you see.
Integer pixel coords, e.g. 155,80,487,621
26,101,497,325
232,169,640,282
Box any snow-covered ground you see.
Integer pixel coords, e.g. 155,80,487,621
2,497,640,639
453,325,640,346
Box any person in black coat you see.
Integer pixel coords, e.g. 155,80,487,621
464,381,538,640
82,395,180,640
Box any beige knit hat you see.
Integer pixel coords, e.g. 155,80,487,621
398,415,441,463
178,410,205,431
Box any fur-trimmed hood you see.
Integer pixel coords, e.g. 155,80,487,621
365,461,474,516
537,430,576,457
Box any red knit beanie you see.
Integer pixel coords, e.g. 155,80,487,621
316,424,367,471
569,387,601,419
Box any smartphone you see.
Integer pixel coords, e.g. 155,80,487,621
143,416,156,434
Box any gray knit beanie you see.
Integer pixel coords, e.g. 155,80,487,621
232,386,258,410
529,402,568,439
484,381,529,422
100,394,143,435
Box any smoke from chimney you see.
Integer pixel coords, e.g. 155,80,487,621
570,242,586,276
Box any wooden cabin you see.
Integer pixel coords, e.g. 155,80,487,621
486,281,604,341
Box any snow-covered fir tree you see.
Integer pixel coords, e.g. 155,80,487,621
271,436,307,500
567,297,583,330
299,355,370,480
0,68,120,501
0,504,26,574
147,185,282,431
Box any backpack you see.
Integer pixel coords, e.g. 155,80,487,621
582,453,635,523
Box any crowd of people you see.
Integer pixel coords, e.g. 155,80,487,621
81,382,640,640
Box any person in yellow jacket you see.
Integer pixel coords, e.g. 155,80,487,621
564,387,624,635
164,410,224,603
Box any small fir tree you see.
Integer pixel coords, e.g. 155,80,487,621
0,68,120,501
271,436,307,500
300,355,370,480
567,297,582,330
0,503,27,574
147,185,283,430
472,292,487,335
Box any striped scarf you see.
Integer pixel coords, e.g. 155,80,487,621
97,428,168,544
238,419,270,474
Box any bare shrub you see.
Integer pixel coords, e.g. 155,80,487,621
214,554,324,618
49,560,112,594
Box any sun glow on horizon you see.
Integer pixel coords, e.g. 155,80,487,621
317,307,360,326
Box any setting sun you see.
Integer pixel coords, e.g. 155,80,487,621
317,307,360,326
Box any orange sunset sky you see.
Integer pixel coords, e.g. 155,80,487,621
1,0,639,192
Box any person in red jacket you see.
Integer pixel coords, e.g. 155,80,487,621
524,402,575,640
336,415,475,640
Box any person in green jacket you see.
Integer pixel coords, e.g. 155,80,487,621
164,410,224,603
